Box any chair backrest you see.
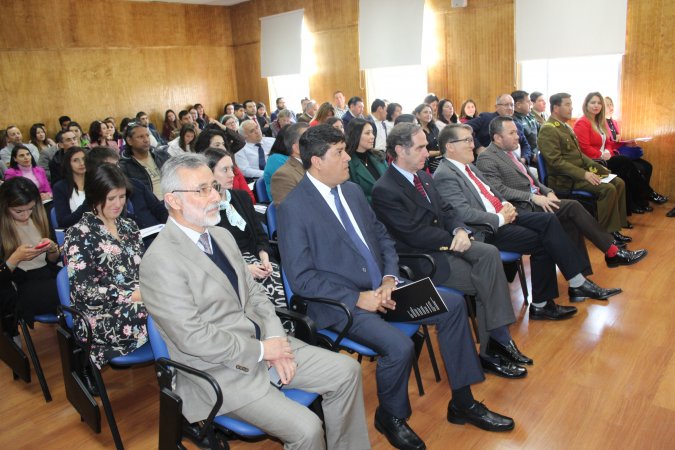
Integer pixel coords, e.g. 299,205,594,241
50,208,65,246
56,267,73,328
281,267,294,309
537,153,548,184
49,208,59,229
255,177,270,203
147,316,169,360
266,203,278,239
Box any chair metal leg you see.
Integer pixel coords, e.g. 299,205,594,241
421,325,441,382
0,315,31,383
516,259,529,304
91,365,125,450
411,331,425,396
18,319,52,402
463,295,480,344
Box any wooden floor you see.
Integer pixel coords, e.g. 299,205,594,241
2,203,675,450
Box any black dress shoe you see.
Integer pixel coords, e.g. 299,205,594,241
612,240,627,249
650,192,668,204
624,221,634,229
631,207,645,214
486,338,533,365
606,248,647,268
374,407,426,450
667,208,675,218
447,400,515,432
644,205,654,212
529,300,577,320
611,231,632,243
568,279,622,303
80,366,99,397
480,355,527,378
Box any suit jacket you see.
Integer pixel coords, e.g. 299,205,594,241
433,157,506,232
466,112,533,162
4,166,52,194
278,176,399,329
371,165,469,283
572,115,617,159
140,220,290,422
348,151,387,203
271,157,305,205
538,117,609,191
475,143,552,212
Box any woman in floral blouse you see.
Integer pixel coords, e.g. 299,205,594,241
64,164,147,368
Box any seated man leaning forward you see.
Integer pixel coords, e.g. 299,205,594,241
278,124,515,450
140,153,369,450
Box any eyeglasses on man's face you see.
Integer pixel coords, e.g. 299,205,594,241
171,181,221,197
449,137,474,145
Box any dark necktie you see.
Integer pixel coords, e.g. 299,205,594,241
464,166,503,212
382,121,388,138
413,174,429,201
256,143,266,170
330,187,382,289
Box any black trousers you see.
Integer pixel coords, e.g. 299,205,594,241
607,155,653,210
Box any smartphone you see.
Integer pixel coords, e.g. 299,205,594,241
268,366,283,389
34,241,50,250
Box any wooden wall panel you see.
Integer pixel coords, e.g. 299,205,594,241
0,0,235,136
428,0,516,115
620,0,674,195
229,0,362,106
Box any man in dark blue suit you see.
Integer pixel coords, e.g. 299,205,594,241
278,125,515,450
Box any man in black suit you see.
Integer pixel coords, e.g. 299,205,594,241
279,125,515,450
340,96,365,128
371,123,531,378
433,124,622,319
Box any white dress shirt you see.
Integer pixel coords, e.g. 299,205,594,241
373,119,388,151
235,137,275,179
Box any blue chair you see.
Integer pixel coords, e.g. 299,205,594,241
55,267,154,450
255,177,271,204
500,251,529,304
147,316,320,449
49,208,65,246
281,268,434,395
537,153,597,218
266,202,278,240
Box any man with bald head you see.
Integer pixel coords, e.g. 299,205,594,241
466,94,532,164
235,120,275,180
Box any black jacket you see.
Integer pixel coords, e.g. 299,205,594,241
119,147,169,194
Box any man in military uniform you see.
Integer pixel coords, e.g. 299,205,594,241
538,93,628,234
511,90,540,162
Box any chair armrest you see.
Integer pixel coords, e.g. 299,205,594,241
397,253,437,280
156,357,223,442
290,295,353,350
274,307,317,345
57,304,93,357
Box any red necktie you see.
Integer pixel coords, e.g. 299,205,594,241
464,166,503,212
506,151,539,194
413,174,429,201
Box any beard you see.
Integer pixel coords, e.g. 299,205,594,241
183,202,221,228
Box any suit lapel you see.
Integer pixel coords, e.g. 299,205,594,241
495,148,530,183
165,221,242,306
388,166,435,213
442,159,485,208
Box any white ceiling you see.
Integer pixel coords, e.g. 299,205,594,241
127,0,248,6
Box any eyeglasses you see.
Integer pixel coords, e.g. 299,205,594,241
449,137,474,145
171,181,221,197
497,103,515,108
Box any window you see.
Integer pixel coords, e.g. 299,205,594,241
520,54,623,118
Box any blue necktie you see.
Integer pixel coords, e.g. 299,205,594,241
257,143,266,170
330,187,382,289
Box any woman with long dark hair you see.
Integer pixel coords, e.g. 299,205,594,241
459,99,478,123
414,103,441,172
0,178,60,332
29,123,55,153
88,121,119,152
52,146,88,227
162,109,180,141
345,118,388,202
64,164,147,368
4,144,52,200
436,99,459,130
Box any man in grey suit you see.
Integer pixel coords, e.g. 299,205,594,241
140,153,370,450
475,116,647,268
433,124,622,318
279,125,516,450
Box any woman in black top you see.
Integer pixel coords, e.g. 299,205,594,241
204,147,285,307
414,103,441,172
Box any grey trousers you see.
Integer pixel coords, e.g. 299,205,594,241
228,340,370,450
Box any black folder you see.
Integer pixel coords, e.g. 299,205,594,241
382,277,448,322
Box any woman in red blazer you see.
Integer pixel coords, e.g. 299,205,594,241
573,92,654,214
